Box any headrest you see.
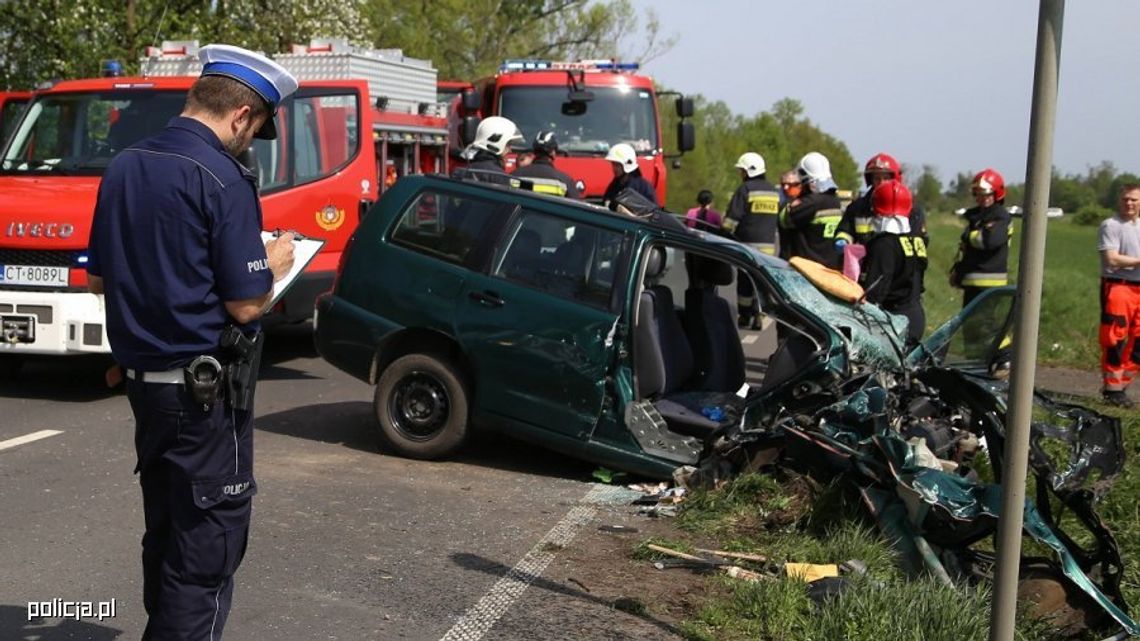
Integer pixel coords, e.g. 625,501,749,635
644,247,667,279
694,255,734,286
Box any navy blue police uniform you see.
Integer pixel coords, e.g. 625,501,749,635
87,44,295,641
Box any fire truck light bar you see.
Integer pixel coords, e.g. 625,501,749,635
499,59,640,73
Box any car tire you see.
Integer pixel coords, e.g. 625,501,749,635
374,353,470,460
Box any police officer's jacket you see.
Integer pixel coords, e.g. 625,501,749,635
780,190,844,269
840,192,929,246
860,232,925,309
512,156,581,198
452,150,516,187
958,203,1012,288
604,169,657,208
725,176,780,254
88,116,272,372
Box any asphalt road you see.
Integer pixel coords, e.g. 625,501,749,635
0,330,680,641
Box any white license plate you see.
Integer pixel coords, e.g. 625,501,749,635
0,264,69,287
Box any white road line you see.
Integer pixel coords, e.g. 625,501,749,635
0,429,64,452
439,484,629,641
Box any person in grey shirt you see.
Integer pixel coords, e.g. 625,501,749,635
1097,184,1140,407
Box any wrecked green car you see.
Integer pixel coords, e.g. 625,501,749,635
315,175,1133,634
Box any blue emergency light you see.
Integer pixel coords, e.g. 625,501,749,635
500,59,552,72
593,62,640,71
102,60,124,77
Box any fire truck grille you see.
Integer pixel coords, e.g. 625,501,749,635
0,249,82,267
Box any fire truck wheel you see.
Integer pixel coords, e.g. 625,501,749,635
374,353,470,459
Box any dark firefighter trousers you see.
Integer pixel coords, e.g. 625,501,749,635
127,377,256,641
1100,278,1140,392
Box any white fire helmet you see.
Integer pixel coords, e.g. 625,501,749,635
797,151,833,187
605,143,639,174
471,116,523,156
734,152,766,178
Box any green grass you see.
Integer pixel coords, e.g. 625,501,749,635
924,211,1102,369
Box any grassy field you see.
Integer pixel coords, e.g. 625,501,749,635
924,211,1102,369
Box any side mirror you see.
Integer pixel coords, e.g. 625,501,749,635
237,146,259,183
675,96,694,119
676,122,695,152
461,90,481,113
461,116,480,146
561,100,588,116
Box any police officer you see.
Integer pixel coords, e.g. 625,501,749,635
723,152,780,327
780,151,845,270
603,142,657,209
511,130,581,198
859,179,926,346
87,44,298,640
453,116,523,186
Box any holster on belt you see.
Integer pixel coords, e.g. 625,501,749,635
220,325,265,412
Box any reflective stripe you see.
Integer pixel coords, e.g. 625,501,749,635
747,190,780,214
125,368,185,384
811,208,844,223
853,217,873,234
834,231,854,243
968,229,985,249
723,218,739,232
962,271,1008,287
524,177,568,196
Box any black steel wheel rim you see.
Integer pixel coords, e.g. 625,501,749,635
388,370,450,441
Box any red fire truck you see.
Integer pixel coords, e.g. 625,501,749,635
453,59,694,203
0,39,448,368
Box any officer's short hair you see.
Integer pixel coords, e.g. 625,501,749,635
186,75,270,124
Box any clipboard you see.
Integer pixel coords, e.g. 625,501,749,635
260,231,325,307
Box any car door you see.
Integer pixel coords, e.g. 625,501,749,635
910,286,1016,372
455,207,627,439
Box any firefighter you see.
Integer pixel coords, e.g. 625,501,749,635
859,179,926,345
777,170,802,260
453,116,523,186
86,44,298,639
723,152,780,327
840,153,928,246
511,130,581,198
603,142,657,209
950,168,1013,374
1097,184,1140,407
780,151,845,270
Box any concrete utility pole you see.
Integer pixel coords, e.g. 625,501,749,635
988,1,1064,640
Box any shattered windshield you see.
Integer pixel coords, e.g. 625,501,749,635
498,86,659,155
765,265,909,370
0,90,186,175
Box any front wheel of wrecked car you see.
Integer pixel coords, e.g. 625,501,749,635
374,353,470,460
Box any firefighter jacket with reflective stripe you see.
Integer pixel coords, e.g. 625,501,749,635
780,191,844,269
839,192,929,246
958,203,1011,287
512,157,581,199
860,232,927,309
725,176,780,253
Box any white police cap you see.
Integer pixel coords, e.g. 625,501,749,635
198,44,299,140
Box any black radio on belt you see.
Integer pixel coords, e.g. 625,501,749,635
220,325,265,412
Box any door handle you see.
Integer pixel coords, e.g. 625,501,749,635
468,291,505,308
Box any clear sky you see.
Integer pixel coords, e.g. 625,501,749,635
630,0,1137,184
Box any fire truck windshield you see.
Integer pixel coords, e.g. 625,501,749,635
498,86,658,156
0,90,186,175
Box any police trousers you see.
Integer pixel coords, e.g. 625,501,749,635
127,378,257,641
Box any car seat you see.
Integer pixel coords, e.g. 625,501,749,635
683,255,746,392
